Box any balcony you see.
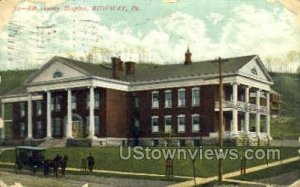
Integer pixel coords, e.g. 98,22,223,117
215,101,269,114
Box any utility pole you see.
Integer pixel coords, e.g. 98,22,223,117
216,57,228,183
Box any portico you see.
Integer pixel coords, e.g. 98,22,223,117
215,81,271,139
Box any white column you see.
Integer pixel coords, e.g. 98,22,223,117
256,89,261,137
66,89,73,138
266,92,271,139
245,86,250,133
1,103,5,139
46,91,52,138
232,83,238,135
27,94,33,139
89,87,95,139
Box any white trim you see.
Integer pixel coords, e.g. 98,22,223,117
1,95,43,103
1,73,273,105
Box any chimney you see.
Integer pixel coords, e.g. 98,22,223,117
125,61,136,75
111,57,123,79
184,48,192,65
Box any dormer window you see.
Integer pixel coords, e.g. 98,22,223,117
53,71,63,78
251,68,257,75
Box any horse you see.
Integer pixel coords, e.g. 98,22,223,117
45,155,62,178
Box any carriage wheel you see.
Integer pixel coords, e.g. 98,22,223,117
31,165,38,176
15,161,23,173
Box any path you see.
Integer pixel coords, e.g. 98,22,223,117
0,170,176,187
166,156,300,187
0,155,299,187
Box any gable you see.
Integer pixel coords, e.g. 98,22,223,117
238,57,272,83
31,60,87,83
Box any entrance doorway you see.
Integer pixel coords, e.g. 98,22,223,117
64,113,84,138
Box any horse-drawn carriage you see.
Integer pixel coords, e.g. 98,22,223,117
14,146,68,177
15,146,46,175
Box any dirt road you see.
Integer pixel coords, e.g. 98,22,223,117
0,170,175,187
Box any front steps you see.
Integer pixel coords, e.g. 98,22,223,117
38,138,67,148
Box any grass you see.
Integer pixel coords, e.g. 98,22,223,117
271,116,300,139
233,158,300,181
0,146,298,178
269,72,300,139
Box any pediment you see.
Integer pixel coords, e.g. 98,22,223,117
29,57,88,84
238,56,273,83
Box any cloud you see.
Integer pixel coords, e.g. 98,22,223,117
206,13,224,25
0,2,299,72
0,0,66,30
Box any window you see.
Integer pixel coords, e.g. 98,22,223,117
52,118,61,136
178,89,186,107
151,116,159,133
86,93,90,109
86,116,89,133
87,91,100,109
36,101,42,116
53,71,63,78
192,114,200,132
152,139,159,146
36,121,42,137
251,67,257,75
164,116,172,133
152,91,159,108
20,122,25,137
95,116,100,134
179,139,186,147
134,97,140,109
20,103,25,117
240,119,245,132
193,139,201,146
177,115,185,133
192,88,200,106
134,118,140,127
72,95,77,110
51,97,54,111
55,96,62,111
95,91,100,109
164,90,172,108
86,116,100,135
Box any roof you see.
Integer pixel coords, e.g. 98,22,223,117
54,55,256,82
1,54,266,96
16,146,46,151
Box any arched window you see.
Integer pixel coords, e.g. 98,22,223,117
53,71,63,78
251,68,257,75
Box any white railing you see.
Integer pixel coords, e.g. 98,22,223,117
215,101,269,114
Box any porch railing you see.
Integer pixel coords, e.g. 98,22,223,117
215,101,269,114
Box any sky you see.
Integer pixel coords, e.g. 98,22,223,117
0,0,299,72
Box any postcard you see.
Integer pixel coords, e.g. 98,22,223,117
0,0,299,186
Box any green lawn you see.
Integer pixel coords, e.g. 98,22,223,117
0,147,298,178
233,158,300,181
